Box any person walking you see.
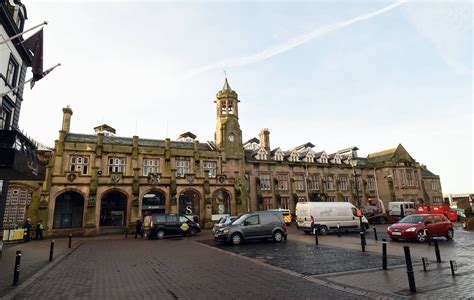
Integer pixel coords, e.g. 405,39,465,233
135,218,143,239
23,218,32,242
35,220,44,240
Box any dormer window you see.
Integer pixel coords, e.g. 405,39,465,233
256,149,268,160
305,152,315,163
273,149,284,161
319,153,328,164
289,151,299,162
334,154,342,164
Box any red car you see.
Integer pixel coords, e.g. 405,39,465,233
387,214,454,242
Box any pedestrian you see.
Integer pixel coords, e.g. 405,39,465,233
35,220,44,240
135,218,143,238
23,218,32,242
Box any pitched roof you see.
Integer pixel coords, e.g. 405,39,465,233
421,166,438,177
222,77,232,91
178,131,197,139
244,137,260,145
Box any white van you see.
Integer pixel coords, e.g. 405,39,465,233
388,202,416,217
296,202,369,235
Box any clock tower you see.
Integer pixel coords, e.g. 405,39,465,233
214,77,243,159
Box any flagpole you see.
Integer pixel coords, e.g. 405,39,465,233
0,21,48,46
0,63,60,98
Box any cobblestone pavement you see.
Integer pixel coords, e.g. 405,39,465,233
10,236,365,300
201,239,406,276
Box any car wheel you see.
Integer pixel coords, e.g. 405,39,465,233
273,230,283,243
231,233,242,245
189,228,197,236
157,229,165,240
416,231,427,243
319,226,329,235
378,217,386,224
445,229,454,240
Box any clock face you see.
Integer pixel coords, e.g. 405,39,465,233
228,133,235,142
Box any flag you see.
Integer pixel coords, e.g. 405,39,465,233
29,64,60,89
23,29,44,86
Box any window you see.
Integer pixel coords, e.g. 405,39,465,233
143,159,159,176
263,198,272,210
108,157,125,174
259,174,271,191
289,151,299,162
334,155,341,164
176,159,190,177
69,156,89,175
280,197,289,209
326,176,334,191
343,196,350,202
406,170,414,187
245,215,260,225
0,108,12,130
6,56,19,87
320,154,328,164
327,196,336,202
304,153,315,163
432,197,442,205
274,150,284,161
309,175,320,191
367,177,375,191
294,174,305,191
256,149,268,160
203,161,217,178
400,169,408,186
431,180,439,191
339,176,348,191
277,174,288,191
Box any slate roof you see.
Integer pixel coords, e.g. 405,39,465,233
64,133,214,151
314,151,325,159
421,166,438,177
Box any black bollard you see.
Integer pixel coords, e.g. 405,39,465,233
422,258,428,272
314,227,319,245
125,228,128,239
450,260,456,276
12,250,21,286
403,246,417,293
382,239,387,270
49,239,55,262
337,223,341,237
433,239,441,263
68,234,72,249
373,227,378,241
360,232,366,252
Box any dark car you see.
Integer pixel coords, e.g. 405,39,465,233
387,214,454,242
214,211,287,245
143,214,201,239
212,216,238,234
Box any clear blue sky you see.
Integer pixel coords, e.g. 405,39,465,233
20,0,472,194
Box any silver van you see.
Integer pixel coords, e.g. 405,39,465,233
213,211,287,245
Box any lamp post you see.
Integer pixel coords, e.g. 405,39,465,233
350,159,364,231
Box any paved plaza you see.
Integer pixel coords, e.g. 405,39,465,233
0,224,473,299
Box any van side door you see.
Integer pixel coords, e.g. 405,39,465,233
241,215,261,238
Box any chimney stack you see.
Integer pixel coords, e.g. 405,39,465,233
61,105,73,133
259,128,270,153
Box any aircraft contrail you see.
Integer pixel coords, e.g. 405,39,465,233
186,0,407,78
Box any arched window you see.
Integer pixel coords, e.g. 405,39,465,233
212,190,231,216
53,191,84,229
100,190,127,226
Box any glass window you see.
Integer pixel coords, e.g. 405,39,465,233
277,174,288,191
367,177,375,191
294,174,305,191
260,174,271,191
179,216,190,223
203,161,217,178
326,176,334,191
108,157,125,174
154,215,166,223
309,175,320,191
263,197,272,210
245,215,259,225
339,176,348,191
6,56,19,87
143,158,159,176
69,155,89,175
176,159,190,177
166,215,177,222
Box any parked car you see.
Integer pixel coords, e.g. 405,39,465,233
212,216,238,234
213,211,287,245
387,214,454,242
143,214,201,239
296,202,369,235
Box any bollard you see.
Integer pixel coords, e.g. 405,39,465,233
403,246,417,293
125,228,128,239
382,239,387,270
450,260,456,276
337,223,341,237
422,258,428,272
313,227,319,245
360,232,366,252
12,250,21,286
68,234,72,249
433,239,441,263
49,239,55,262
373,227,378,241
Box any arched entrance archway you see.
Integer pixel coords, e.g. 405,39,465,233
211,190,231,221
53,191,84,229
179,190,200,222
100,190,127,227
142,190,166,216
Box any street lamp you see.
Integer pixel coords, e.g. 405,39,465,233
350,158,364,231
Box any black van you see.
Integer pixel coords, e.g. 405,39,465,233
143,214,201,239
